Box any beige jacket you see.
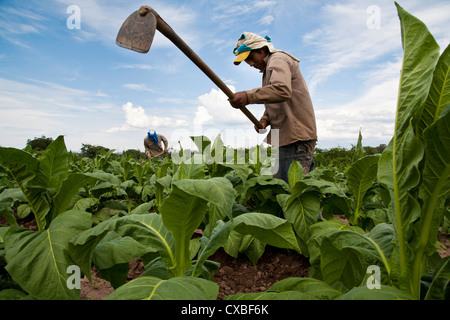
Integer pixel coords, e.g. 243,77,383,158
245,52,317,147
144,134,168,157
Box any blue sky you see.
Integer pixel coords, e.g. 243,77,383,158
1,0,449,153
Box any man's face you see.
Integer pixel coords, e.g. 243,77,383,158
245,49,268,71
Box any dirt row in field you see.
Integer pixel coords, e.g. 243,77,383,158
80,246,310,300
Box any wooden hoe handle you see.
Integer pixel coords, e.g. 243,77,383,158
139,6,263,129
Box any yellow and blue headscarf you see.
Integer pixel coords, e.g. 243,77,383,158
233,32,300,65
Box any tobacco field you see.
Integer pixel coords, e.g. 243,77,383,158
0,3,449,300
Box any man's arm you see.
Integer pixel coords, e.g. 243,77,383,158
246,59,292,104
230,57,293,109
159,135,169,153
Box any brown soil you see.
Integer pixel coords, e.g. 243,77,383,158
79,246,310,300
211,247,310,300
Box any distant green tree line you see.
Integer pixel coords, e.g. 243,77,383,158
24,136,386,170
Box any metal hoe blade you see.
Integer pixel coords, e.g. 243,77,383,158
116,10,157,54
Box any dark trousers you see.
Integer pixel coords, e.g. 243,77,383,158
274,140,316,183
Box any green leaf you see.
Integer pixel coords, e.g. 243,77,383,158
0,289,28,300
232,212,301,253
160,178,234,276
288,161,303,190
223,231,265,264
69,213,175,279
413,107,450,294
346,155,380,224
93,232,149,270
51,173,98,219
104,276,218,300
191,220,235,277
268,277,342,300
425,256,450,300
352,129,366,163
36,135,68,191
277,191,320,255
312,224,393,290
0,147,49,230
376,3,441,298
240,175,289,204
190,135,211,155
173,161,205,181
394,2,440,136
416,45,450,137
4,210,92,300
0,200,17,226
337,285,414,300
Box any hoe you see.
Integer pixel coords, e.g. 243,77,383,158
116,5,262,129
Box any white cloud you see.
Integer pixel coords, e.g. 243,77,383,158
193,85,264,128
106,102,188,133
260,15,274,26
194,106,214,125
122,84,154,92
0,77,118,150
315,58,401,148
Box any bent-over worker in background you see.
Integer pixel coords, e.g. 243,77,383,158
144,129,168,161
228,32,318,183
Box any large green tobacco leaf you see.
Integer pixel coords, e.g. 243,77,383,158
69,213,175,280
93,232,150,289
232,212,301,253
393,3,440,136
193,212,301,276
377,3,440,295
4,210,92,300
416,44,450,136
309,223,393,290
36,136,68,191
277,191,320,255
0,148,49,230
104,276,218,300
0,136,74,230
411,106,450,288
93,232,149,270
346,155,380,224
50,173,99,219
223,231,265,264
173,161,205,181
160,178,234,276
411,48,450,288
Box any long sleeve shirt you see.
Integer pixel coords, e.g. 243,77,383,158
144,134,168,157
245,52,317,147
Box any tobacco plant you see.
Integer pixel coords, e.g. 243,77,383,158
228,2,450,300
